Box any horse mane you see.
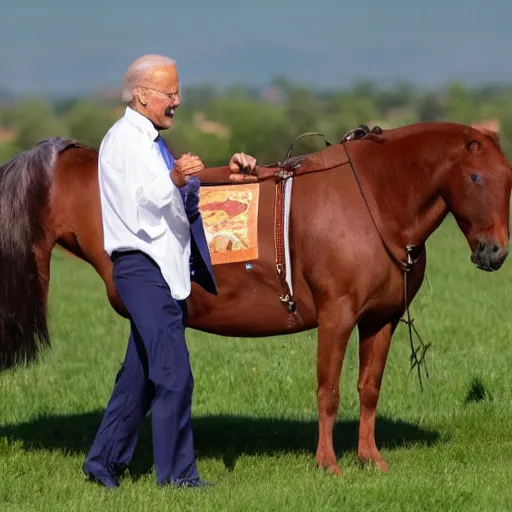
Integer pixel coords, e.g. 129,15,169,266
0,136,80,369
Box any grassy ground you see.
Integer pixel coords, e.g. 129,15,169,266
1,216,512,511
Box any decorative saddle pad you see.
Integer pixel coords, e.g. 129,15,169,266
198,183,260,265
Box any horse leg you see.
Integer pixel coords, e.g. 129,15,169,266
57,232,127,318
97,258,126,316
356,318,398,472
86,253,127,317
315,300,355,476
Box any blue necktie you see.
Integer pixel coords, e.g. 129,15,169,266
156,135,175,172
156,134,197,219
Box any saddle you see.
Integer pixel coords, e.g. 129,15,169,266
199,125,383,314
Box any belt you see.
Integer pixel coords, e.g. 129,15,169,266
110,250,141,263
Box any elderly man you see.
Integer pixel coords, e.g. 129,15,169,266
82,54,256,489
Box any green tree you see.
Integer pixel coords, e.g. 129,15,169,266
326,92,380,139
11,99,68,150
206,96,290,163
445,82,477,124
66,101,118,148
165,120,232,167
0,142,21,164
417,92,446,122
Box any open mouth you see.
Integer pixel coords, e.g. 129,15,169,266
472,259,500,272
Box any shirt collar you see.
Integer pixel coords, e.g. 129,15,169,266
124,106,159,141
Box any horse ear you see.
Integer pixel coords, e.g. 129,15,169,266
466,140,480,153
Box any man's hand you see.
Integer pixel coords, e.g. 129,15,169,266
228,152,257,174
171,153,205,188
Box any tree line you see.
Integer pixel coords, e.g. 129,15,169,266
1,77,512,166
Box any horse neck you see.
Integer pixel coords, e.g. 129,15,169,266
353,135,449,258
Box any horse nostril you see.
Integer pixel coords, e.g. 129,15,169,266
477,243,502,254
472,241,508,271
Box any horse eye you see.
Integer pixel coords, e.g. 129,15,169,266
470,173,482,184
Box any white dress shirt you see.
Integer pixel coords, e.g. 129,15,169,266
98,106,192,300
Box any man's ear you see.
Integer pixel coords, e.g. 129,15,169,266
134,87,148,107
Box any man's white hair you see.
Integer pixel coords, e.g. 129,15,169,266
121,54,176,104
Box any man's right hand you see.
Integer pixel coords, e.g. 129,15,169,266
171,153,205,188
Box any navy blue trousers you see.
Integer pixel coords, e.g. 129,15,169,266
84,251,198,486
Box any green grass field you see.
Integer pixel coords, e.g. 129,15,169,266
1,216,512,511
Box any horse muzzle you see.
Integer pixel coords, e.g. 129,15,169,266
471,241,508,272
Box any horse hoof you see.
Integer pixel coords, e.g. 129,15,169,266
359,455,389,473
326,463,342,476
316,459,342,476
376,459,389,473
359,456,389,473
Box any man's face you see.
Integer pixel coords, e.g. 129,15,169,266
135,64,180,130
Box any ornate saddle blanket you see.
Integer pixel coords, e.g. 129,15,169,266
198,178,295,311
198,183,259,265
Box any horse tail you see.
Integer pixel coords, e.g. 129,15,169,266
0,137,79,371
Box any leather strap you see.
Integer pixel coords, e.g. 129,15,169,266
274,180,296,312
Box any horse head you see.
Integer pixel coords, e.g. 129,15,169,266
440,126,511,271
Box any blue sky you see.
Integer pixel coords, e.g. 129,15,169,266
1,0,511,94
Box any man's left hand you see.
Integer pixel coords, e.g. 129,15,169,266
228,152,257,174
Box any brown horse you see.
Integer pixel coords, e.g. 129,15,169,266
0,121,510,476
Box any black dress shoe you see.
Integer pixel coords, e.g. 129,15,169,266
171,478,214,489
82,462,120,489
185,479,214,488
